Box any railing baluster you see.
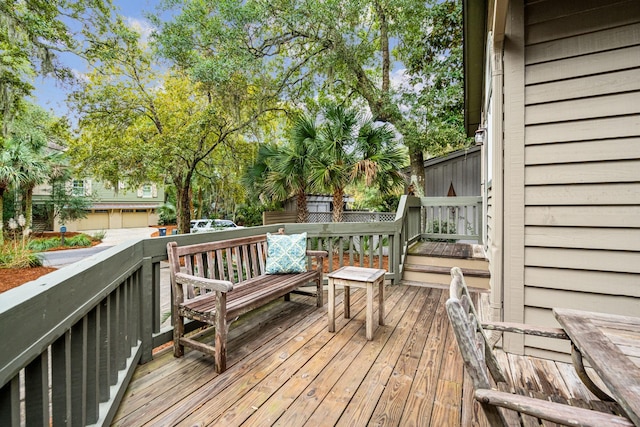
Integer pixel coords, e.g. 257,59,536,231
52,331,71,425
0,376,20,426
25,351,49,426
87,307,99,423
349,236,353,265
70,318,87,425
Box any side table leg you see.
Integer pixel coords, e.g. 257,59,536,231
344,285,351,319
378,281,385,326
328,279,335,332
366,283,374,340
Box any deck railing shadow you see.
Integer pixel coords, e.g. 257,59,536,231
0,195,480,426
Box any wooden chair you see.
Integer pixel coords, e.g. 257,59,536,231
446,267,634,427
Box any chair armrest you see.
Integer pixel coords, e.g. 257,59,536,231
175,272,234,293
306,250,328,258
482,321,568,339
475,389,634,427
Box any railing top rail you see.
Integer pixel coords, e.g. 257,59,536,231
420,196,482,206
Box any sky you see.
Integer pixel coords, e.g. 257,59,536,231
31,0,159,123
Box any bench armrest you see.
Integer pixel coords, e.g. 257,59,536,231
175,272,234,293
475,389,634,427
306,250,328,258
481,321,568,339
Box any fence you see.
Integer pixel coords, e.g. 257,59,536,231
307,211,396,223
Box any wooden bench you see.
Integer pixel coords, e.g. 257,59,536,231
167,233,327,373
446,267,634,427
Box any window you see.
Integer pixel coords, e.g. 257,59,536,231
142,184,153,198
72,180,85,196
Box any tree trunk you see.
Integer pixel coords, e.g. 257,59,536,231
332,187,344,223
0,190,4,245
296,189,309,223
25,187,33,229
176,183,192,234
409,149,425,196
375,0,390,93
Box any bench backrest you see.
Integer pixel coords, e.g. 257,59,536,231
168,235,270,296
446,267,509,424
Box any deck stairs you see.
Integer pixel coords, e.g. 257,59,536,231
402,241,490,289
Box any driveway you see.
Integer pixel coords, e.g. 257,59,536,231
40,227,157,268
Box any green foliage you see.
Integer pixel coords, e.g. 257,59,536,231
0,244,42,268
69,20,273,234
66,234,92,247
425,219,457,242
158,202,177,226
0,0,113,131
350,184,401,212
1,217,42,268
395,0,469,155
42,178,93,225
234,204,267,227
27,238,61,252
90,230,106,241
27,234,93,251
307,103,407,222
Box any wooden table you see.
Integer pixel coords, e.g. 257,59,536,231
327,266,386,340
554,308,640,425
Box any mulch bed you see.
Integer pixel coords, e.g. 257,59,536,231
0,266,58,293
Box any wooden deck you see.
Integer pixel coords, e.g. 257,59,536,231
112,285,603,426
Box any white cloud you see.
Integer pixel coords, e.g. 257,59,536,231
390,68,424,93
125,17,155,43
72,69,90,83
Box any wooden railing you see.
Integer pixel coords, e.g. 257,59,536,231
419,196,483,243
0,195,481,426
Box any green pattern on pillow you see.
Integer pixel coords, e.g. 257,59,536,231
265,232,308,274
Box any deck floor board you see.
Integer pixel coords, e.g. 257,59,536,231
112,284,609,426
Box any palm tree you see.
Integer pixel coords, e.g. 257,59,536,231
353,118,407,195
245,114,316,223
308,104,358,222
309,104,406,222
0,142,27,244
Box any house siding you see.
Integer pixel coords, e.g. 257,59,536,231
518,0,640,358
423,146,481,197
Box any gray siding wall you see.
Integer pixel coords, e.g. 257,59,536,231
424,146,481,197
519,0,640,358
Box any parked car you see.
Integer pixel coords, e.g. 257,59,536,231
190,219,243,233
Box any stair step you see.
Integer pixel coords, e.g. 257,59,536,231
405,254,488,271
404,264,490,278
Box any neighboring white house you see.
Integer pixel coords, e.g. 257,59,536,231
465,0,640,360
33,179,164,232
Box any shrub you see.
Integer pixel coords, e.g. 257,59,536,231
66,234,92,247
28,237,61,252
1,215,43,268
425,219,457,242
0,243,43,268
90,230,106,241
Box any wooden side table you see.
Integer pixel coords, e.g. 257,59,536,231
327,266,386,340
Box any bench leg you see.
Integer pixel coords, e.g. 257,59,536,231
173,311,184,358
215,292,227,373
284,293,291,302
316,275,323,307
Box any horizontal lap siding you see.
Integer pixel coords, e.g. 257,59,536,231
522,0,640,357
